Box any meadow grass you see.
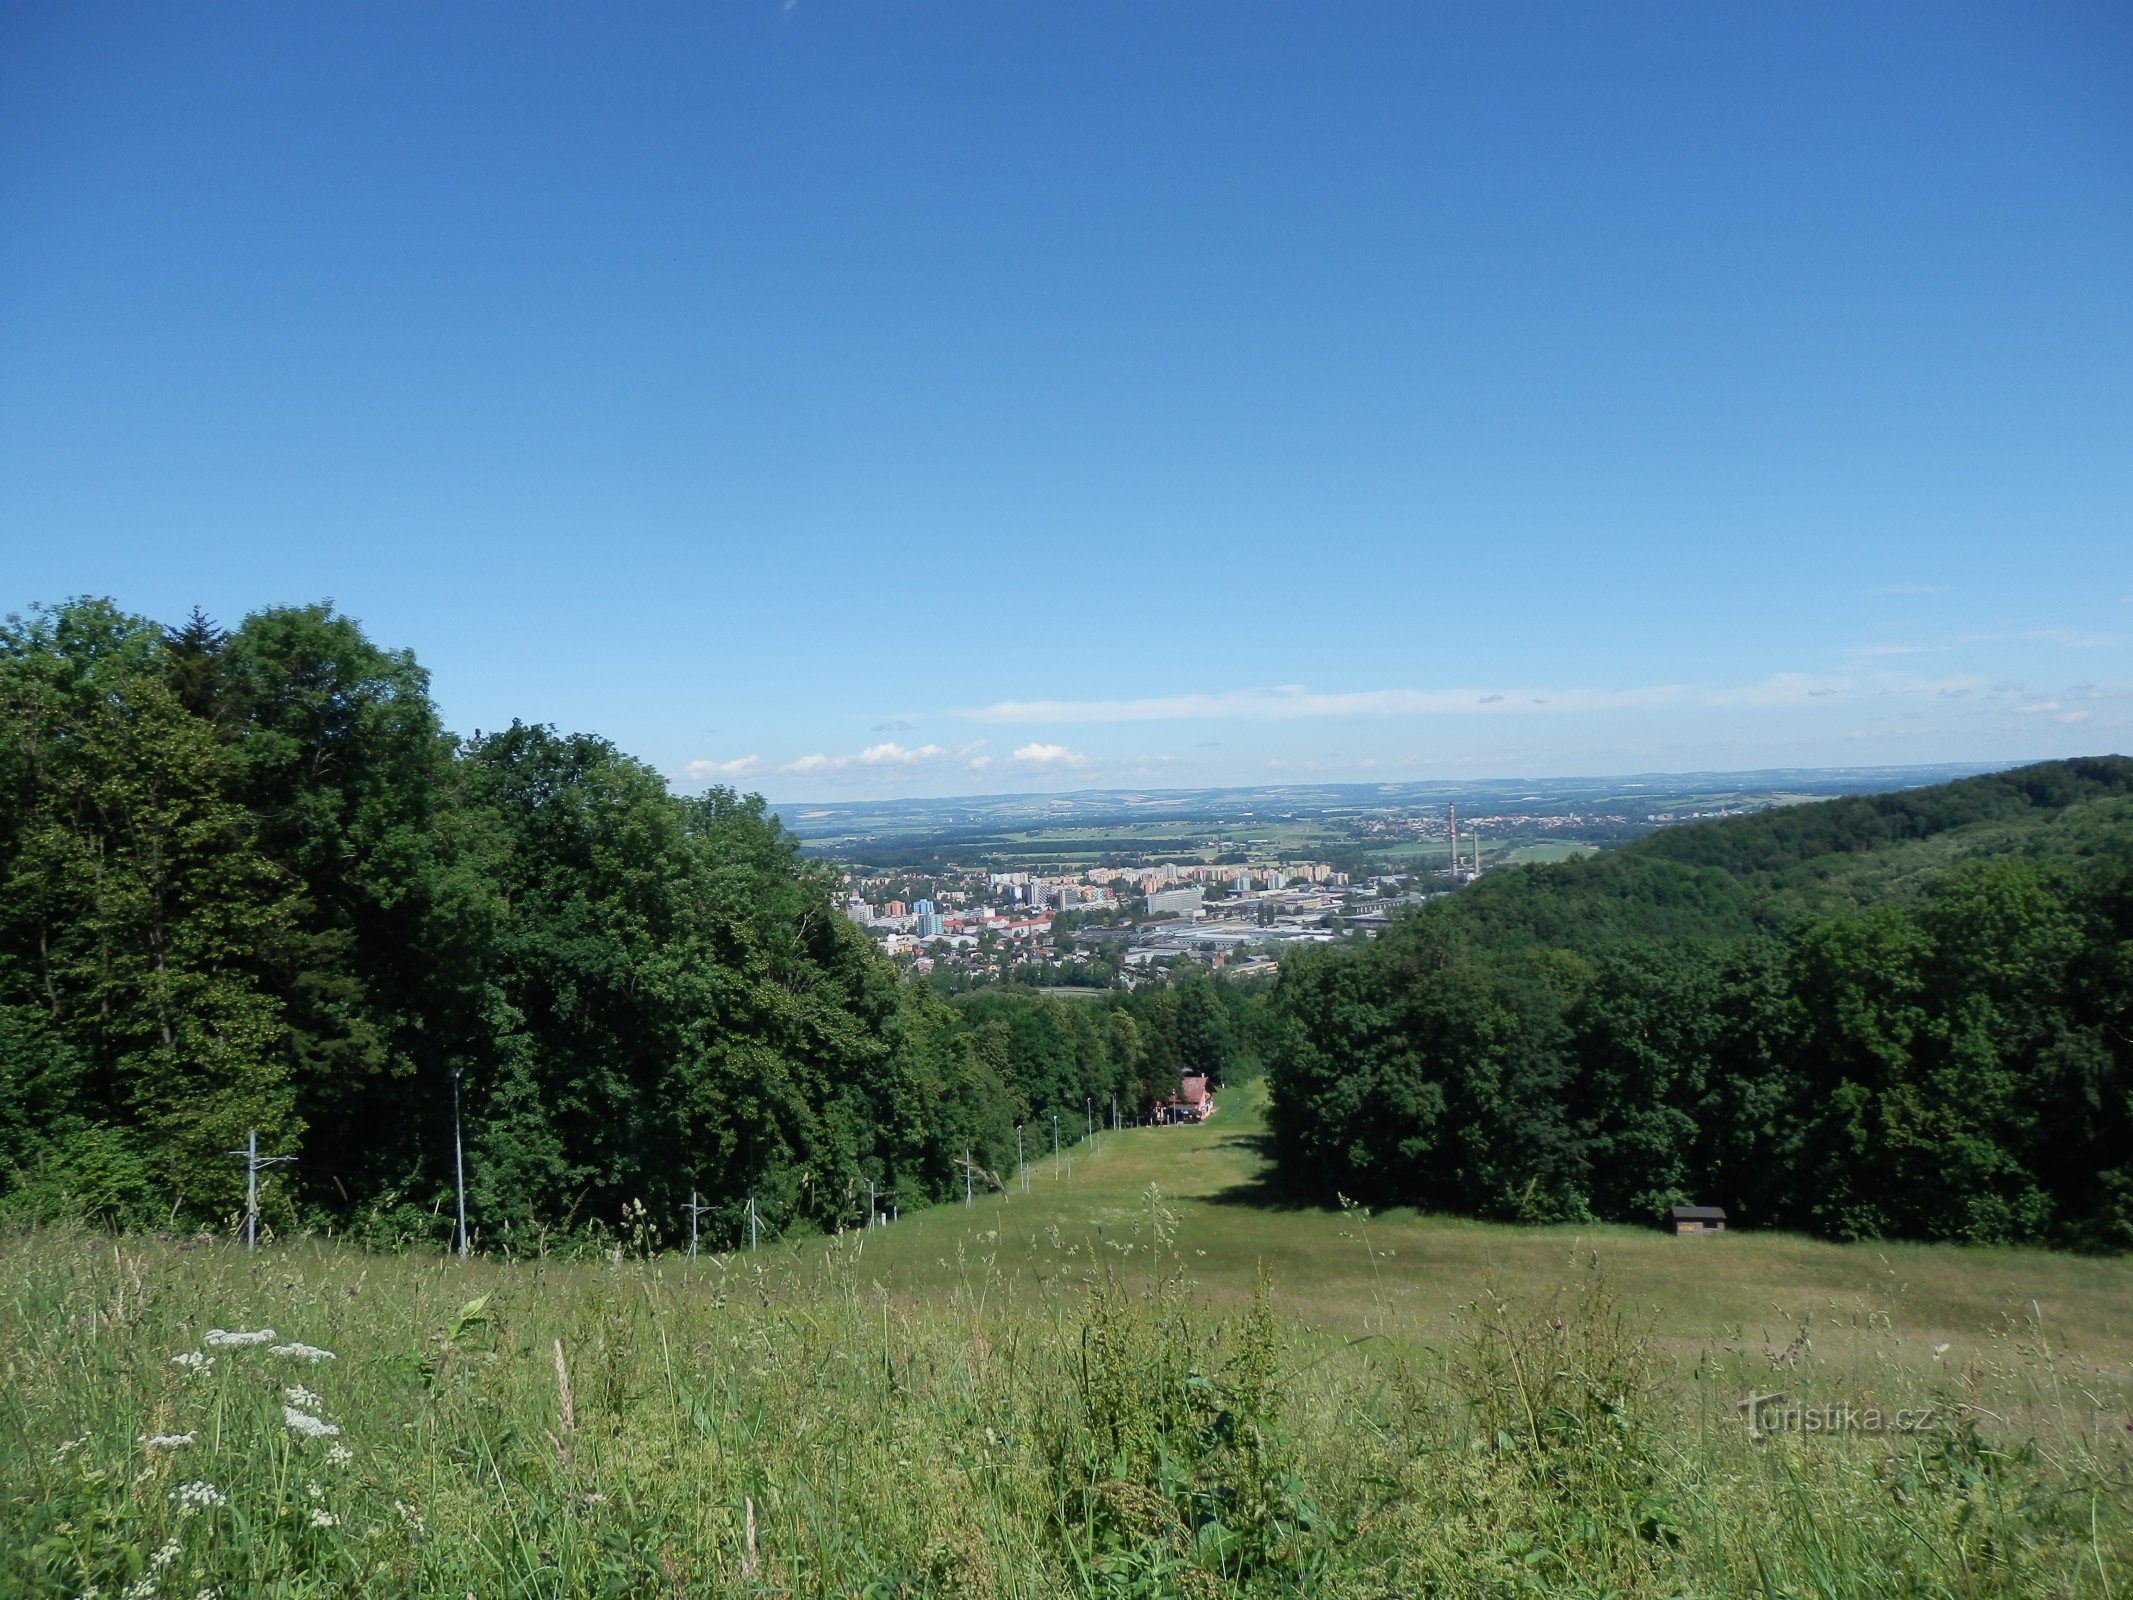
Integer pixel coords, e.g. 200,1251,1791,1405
4,1089,2129,1598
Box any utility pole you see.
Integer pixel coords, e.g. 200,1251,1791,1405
1086,1096,1093,1141
683,1189,709,1261
1052,1112,1060,1177
748,1193,758,1252
1112,1093,1119,1132
451,1067,469,1259
1017,1125,1026,1192
964,1146,973,1206
225,1130,293,1253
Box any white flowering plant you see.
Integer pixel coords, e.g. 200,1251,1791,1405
26,1315,382,1600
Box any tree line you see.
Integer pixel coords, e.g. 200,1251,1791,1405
1267,758,2133,1249
0,599,1250,1249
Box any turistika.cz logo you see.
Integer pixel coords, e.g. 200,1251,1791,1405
1736,1391,1942,1440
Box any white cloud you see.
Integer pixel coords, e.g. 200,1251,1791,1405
680,754,760,781
953,670,2032,725
1012,742,1094,767
780,742,946,775
960,684,1691,724
1846,643,1932,658
856,741,943,765
2013,701,2061,715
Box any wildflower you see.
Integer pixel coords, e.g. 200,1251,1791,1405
204,1328,275,1347
308,1507,340,1529
149,1541,183,1574
141,1432,196,1450
269,1342,335,1363
172,1480,227,1516
325,1442,353,1467
283,1406,340,1439
52,1433,91,1462
120,1579,154,1600
283,1384,323,1409
193,1590,222,1600
393,1499,424,1532
171,1351,213,1376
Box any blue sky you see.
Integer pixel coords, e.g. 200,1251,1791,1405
3,2,2128,799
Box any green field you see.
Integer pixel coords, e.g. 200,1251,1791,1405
835,1083,2133,1380
5,1086,2128,1598
1500,842,1595,864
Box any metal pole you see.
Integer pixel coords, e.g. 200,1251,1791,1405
1052,1113,1059,1176
452,1068,468,1259
1017,1125,1026,1192
685,1189,705,1260
964,1147,973,1205
246,1129,257,1252
749,1193,758,1252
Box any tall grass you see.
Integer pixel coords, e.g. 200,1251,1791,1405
2,1204,2126,1599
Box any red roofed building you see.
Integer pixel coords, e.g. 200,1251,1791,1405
1161,1072,1214,1124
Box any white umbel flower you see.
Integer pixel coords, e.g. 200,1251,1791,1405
325,1442,353,1466
141,1432,195,1450
283,1406,340,1439
283,1384,323,1409
307,1507,340,1528
172,1480,227,1516
204,1328,275,1347
269,1342,335,1363
171,1351,213,1375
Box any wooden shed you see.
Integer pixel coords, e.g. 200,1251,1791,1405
1669,1205,1726,1236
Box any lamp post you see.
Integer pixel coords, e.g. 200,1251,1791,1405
451,1067,468,1260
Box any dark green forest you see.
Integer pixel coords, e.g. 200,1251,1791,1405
1267,757,2133,1248
0,600,1250,1249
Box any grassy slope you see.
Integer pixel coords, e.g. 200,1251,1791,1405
5,1103,2130,1598
831,1084,2133,1387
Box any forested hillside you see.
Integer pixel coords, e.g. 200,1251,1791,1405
1268,759,2133,1248
0,599,1249,1248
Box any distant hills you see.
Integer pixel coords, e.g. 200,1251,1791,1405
766,760,2013,849
1443,753,2133,949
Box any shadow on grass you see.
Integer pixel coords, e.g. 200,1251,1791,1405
1197,1128,1345,1213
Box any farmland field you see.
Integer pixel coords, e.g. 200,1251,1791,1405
5,1086,2128,1599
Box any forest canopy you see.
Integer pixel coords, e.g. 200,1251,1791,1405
1266,757,2133,1249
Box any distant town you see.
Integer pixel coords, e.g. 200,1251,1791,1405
803,764,2013,990
841,804,1548,987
